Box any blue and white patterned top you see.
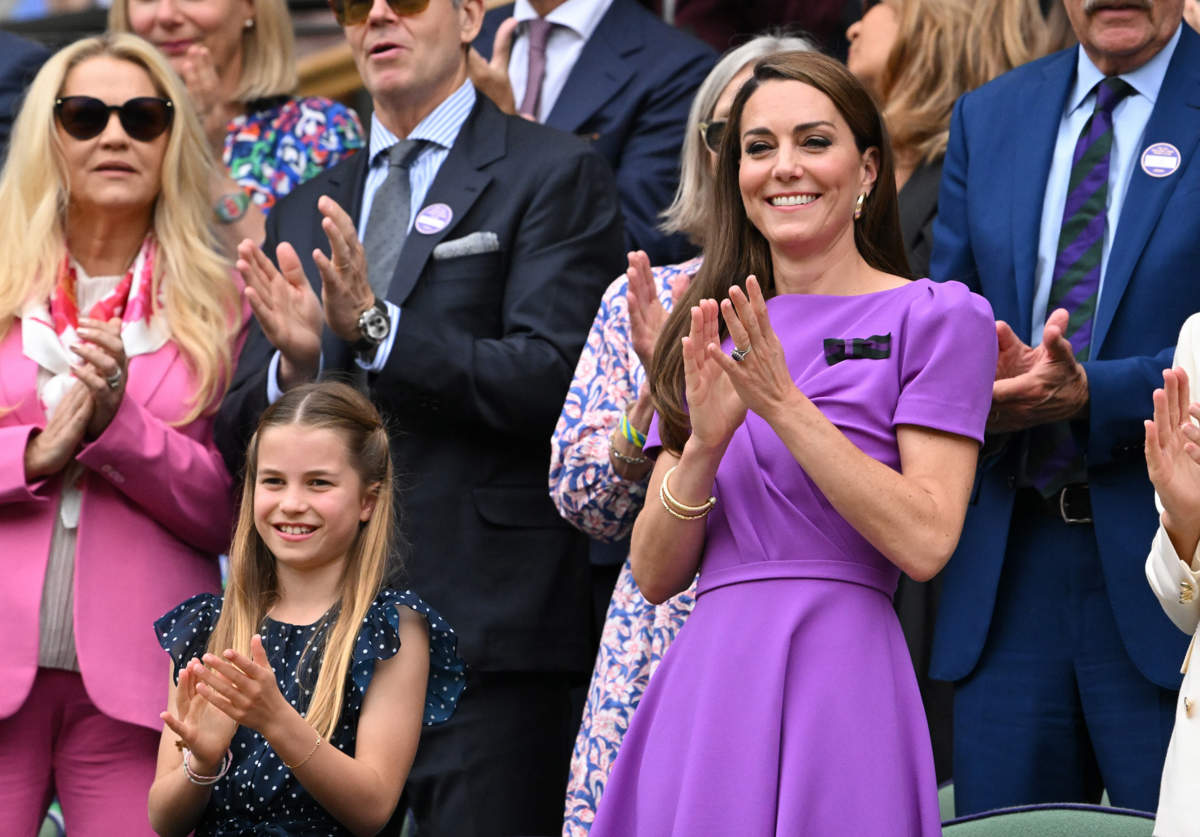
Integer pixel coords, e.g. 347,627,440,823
154,588,464,836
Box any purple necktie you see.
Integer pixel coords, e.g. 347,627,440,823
519,18,554,120
1027,76,1134,497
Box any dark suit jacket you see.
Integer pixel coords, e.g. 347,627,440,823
929,27,1200,689
897,158,942,280
476,0,715,266
215,95,627,674
0,32,48,161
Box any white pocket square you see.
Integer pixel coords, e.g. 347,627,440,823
432,231,500,259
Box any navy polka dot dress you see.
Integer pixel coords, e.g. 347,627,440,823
154,589,465,836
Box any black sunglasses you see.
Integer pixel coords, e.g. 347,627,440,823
327,0,429,25
698,120,726,154
54,96,174,143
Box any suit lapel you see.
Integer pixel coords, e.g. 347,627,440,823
1093,27,1200,356
1009,52,1075,342
385,98,501,306
545,0,639,134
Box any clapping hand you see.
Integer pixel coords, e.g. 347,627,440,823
988,308,1088,432
312,196,374,343
71,316,127,439
683,297,746,451
707,276,800,425
160,660,238,774
628,250,689,372
176,44,240,155
1145,367,1200,556
190,635,292,739
238,239,323,387
23,380,93,480
467,17,519,116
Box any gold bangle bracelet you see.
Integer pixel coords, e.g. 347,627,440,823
283,735,322,770
659,466,716,520
660,465,716,514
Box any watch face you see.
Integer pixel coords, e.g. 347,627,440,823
363,308,389,341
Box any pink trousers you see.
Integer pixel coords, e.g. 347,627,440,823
0,668,160,837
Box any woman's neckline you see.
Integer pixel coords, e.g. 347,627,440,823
771,276,925,300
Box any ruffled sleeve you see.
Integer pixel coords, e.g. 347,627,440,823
348,588,466,726
154,593,221,683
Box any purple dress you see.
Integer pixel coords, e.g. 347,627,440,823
589,279,996,836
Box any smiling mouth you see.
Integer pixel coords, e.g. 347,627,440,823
769,194,818,207
276,524,318,536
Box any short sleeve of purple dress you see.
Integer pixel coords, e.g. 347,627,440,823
591,279,996,836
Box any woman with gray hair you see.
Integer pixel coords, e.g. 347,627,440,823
548,32,814,837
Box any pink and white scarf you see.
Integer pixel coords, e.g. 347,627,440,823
21,233,169,418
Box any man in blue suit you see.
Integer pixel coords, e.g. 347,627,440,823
931,0,1200,815
473,0,715,266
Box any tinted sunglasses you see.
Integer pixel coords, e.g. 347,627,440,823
55,96,174,142
698,119,726,154
327,0,429,26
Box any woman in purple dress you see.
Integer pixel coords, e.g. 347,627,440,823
589,51,997,836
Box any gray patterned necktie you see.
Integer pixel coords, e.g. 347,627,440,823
363,139,424,298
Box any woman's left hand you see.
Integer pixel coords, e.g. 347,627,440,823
192,635,292,737
72,316,127,439
709,275,801,422
178,44,239,155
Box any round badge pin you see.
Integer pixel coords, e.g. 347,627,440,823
414,203,453,234
1140,142,1181,178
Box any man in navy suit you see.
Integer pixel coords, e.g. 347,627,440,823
0,32,48,161
931,0,1200,815
473,0,714,266
215,0,625,833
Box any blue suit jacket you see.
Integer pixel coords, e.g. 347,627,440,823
930,26,1200,690
476,0,715,266
0,32,48,161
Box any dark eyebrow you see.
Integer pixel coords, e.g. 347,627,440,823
742,120,836,139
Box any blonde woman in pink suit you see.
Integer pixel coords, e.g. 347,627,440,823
0,34,247,836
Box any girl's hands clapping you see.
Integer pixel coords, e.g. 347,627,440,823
708,276,801,424
1146,367,1200,553
683,297,746,451
161,661,238,772
190,635,292,739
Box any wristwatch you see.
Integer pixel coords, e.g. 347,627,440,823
352,298,390,362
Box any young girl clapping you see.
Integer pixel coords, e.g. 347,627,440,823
147,382,464,836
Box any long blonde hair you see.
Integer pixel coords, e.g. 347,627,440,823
876,0,974,169
109,0,298,101
964,0,1076,92
0,33,239,424
213,382,395,741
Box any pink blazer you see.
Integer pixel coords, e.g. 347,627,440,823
0,312,244,732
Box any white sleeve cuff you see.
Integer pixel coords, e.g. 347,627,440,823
266,350,324,403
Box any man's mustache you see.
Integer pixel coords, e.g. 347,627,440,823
1082,0,1153,12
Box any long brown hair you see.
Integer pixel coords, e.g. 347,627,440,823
209,382,394,741
651,51,909,454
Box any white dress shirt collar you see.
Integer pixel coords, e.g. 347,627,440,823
512,0,612,39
